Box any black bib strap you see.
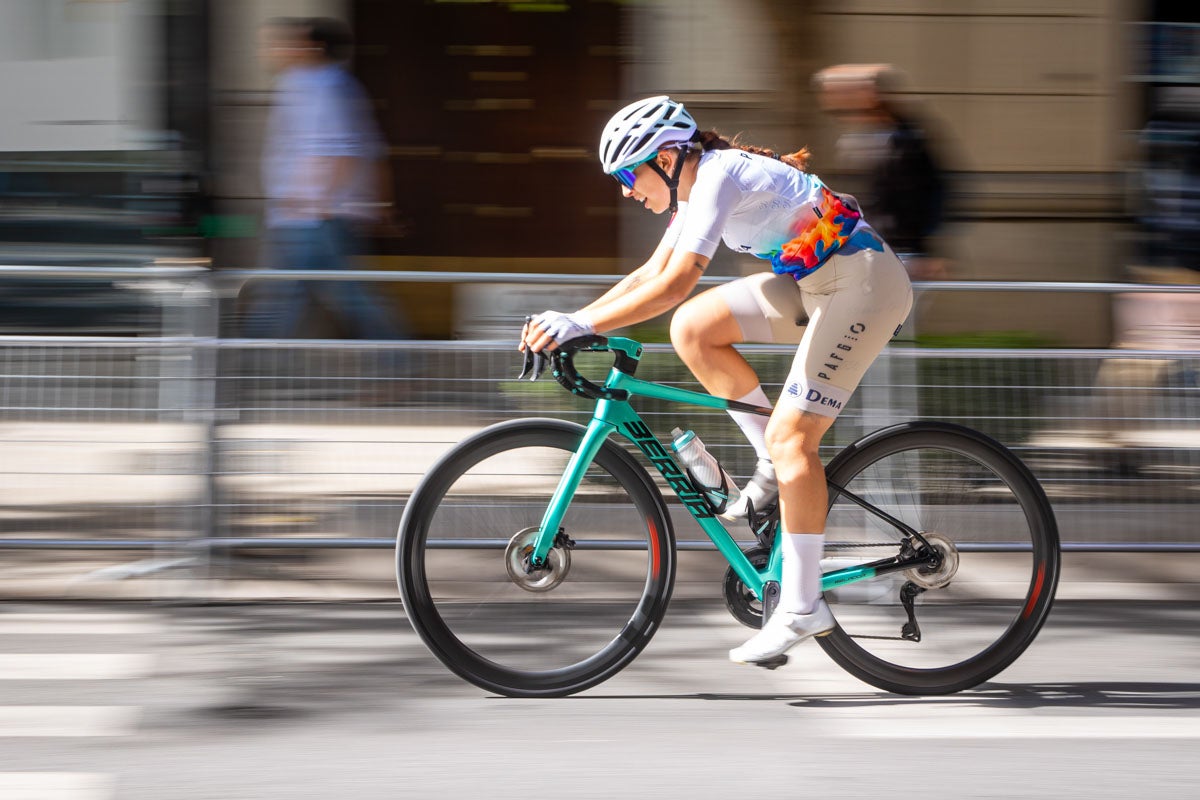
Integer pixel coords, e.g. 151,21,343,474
647,139,699,214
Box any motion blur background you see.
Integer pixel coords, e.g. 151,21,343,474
1,0,1198,599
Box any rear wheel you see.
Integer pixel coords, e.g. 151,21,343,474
397,419,676,698
819,422,1060,694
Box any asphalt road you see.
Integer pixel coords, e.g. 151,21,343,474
0,600,1197,800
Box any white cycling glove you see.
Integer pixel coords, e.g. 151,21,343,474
532,310,595,346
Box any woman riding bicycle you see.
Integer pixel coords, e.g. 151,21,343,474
521,96,913,666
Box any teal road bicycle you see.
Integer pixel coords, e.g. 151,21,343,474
397,336,1060,698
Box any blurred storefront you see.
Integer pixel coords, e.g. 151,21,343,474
0,0,209,334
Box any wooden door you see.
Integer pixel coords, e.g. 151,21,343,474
354,0,624,260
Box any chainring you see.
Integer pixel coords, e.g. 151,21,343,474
722,546,771,628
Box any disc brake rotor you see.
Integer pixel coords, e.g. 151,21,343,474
906,531,960,589
504,527,571,592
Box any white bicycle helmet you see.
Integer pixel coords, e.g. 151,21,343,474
599,95,697,174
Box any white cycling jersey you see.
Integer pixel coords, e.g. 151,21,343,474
660,148,883,278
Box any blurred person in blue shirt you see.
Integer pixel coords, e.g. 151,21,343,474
245,16,405,340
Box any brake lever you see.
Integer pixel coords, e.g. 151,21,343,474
518,348,548,382
516,315,548,381
517,346,534,380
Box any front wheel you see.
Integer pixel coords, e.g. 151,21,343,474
397,419,676,697
818,422,1060,695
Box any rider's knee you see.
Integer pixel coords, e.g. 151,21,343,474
765,416,824,476
669,301,706,354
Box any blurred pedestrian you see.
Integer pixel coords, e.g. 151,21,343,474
814,64,948,279
1132,86,1200,280
245,16,405,340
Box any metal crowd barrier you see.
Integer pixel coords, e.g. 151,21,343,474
1,265,1198,577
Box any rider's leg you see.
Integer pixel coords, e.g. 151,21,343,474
728,376,843,662
730,245,914,665
671,275,807,487
765,406,836,614
669,286,758,399
728,400,840,664
670,288,772,461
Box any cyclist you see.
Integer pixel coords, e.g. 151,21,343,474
520,96,913,666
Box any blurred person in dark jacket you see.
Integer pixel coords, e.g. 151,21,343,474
814,64,948,279
1134,86,1200,278
245,16,405,340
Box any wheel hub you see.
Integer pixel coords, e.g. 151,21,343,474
906,531,960,589
505,527,571,592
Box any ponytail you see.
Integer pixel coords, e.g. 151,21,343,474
695,129,811,172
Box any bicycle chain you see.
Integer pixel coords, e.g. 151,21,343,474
826,541,906,549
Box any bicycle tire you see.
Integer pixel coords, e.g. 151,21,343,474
397,418,676,698
817,421,1060,695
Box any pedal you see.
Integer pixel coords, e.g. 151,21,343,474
749,501,779,550
753,655,789,671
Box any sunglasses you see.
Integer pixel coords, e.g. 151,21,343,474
610,154,657,190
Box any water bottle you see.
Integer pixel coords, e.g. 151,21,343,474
671,428,741,512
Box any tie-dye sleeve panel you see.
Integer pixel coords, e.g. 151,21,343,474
767,187,880,279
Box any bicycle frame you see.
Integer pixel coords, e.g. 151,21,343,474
527,337,930,602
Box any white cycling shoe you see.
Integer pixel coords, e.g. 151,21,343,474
729,599,836,667
721,459,778,521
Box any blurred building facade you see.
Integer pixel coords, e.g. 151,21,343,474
0,0,208,334
3,1,1197,345
4,1,1200,590
204,0,1175,345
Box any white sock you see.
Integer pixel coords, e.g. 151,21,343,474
779,531,825,615
728,386,771,460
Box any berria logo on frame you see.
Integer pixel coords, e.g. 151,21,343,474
623,420,714,519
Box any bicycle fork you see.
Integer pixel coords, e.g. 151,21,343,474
527,414,616,567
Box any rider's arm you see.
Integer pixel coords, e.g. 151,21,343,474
522,245,709,353
582,246,710,332
523,242,705,352
581,235,674,311
524,168,737,350
520,229,683,353
580,170,741,332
